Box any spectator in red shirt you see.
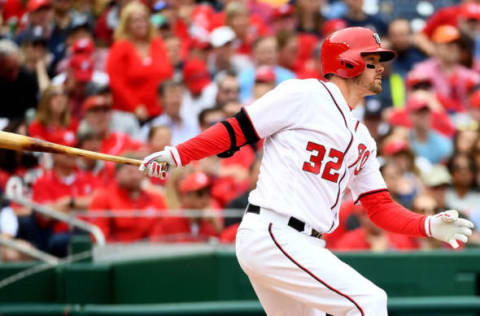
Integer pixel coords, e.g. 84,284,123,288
88,155,168,243
151,172,222,242
106,1,173,122
94,0,134,46
28,84,78,145
31,137,97,257
333,207,419,252
81,95,142,156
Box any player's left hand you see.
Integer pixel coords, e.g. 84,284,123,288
426,210,474,248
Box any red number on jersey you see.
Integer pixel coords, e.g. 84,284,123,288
322,148,344,182
302,142,326,174
303,142,344,183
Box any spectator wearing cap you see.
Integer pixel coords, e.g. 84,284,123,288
51,49,109,90
140,80,199,146
81,95,142,156
53,53,107,119
455,88,480,128
340,0,387,36
208,26,250,77
411,25,480,111
238,36,295,102
408,95,453,164
446,153,480,220
48,0,92,70
28,84,78,144
421,164,452,213
19,25,50,92
180,58,218,124
88,153,167,243
150,172,222,243
76,122,115,187
15,0,52,45
415,1,480,56
31,135,98,257
54,15,107,74
252,65,276,101
388,85,456,138
0,39,39,120
107,1,173,122
387,18,426,79
271,3,296,34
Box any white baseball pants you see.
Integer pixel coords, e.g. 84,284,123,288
235,209,388,316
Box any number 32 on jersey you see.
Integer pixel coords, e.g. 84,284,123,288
302,141,344,183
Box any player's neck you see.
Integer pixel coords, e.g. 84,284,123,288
329,77,363,110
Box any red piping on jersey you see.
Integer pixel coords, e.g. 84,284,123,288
319,81,349,129
355,121,360,132
330,170,348,210
268,223,365,316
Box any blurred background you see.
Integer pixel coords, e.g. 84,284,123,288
0,0,480,315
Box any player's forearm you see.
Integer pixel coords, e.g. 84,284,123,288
177,109,258,165
360,190,427,237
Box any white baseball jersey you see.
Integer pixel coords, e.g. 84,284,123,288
245,79,386,234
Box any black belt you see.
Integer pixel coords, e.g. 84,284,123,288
246,204,323,239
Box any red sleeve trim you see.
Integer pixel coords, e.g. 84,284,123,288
359,190,428,237
354,188,388,204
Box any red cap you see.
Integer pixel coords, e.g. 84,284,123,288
460,3,480,20
469,90,480,108
27,0,50,12
321,19,347,37
69,54,94,82
383,139,410,156
405,69,432,89
407,97,430,112
190,4,215,31
273,4,294,19
255,66,275,83
72,38,95,55
180,172,211,194
82,95,111,113
183,59,211,95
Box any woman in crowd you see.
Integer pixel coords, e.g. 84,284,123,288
28,85,78,144
106,1,173,122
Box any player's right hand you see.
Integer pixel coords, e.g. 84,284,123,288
426,210,474,248
139,146,182,179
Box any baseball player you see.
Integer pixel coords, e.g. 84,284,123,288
139,27,474,315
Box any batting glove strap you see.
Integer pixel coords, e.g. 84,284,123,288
426,210,474,249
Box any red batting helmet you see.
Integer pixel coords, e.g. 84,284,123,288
321,27,396,79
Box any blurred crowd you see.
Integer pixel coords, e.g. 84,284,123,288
1,0,480,261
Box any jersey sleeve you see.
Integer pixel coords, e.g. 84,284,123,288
349,147,387,204
244,79,306,139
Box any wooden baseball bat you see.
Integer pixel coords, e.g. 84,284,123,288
0,131,143,166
